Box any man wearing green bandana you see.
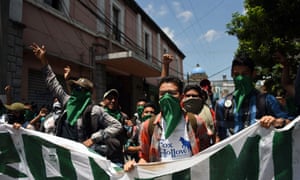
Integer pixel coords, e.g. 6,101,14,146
123,98,147,161
215,55,293,141
132,98,148,125
124,75,209,172
101,88,131,163
124,102,156,162
102,89,129,124
102,89,131,137
31,43,124,166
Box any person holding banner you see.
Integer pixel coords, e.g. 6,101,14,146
215,54,293,141
182,84,216,146
124,102,156,162
124,77,209,171
30,43,124,166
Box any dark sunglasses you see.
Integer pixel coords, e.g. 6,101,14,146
105,94,118,100
72,85,87,92
185,94,199,98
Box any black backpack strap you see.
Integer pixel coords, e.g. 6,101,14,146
224,93,234,122
187,112,197,134
148,115,156,139
82,104,97,137
224,90,269,121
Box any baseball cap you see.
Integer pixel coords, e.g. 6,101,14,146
68,78,93,91
4,102,26,111
103,89,119,99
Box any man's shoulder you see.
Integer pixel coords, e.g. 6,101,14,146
87,104,105,115
199,105,214,119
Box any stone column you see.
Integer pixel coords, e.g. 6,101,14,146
6,20,25,102
94,63,107,103
0,0,9,101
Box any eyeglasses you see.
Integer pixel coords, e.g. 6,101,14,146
72,86,86,92
144,111,155,114
184,94,199,98
159,90,179,97
105,94,117,100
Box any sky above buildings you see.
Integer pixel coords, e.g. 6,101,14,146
135,0,245,80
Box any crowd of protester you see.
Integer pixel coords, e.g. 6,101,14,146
0,44,299,171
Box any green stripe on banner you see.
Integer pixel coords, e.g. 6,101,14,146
134,168,191,180
273,129,292,180
209,135,260,180
23,134,77,179
89,158,110,180
172,168,191,180
0,133,27,178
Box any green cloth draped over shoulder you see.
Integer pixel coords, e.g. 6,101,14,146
104,107,122,122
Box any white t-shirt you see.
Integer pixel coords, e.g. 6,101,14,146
160,115,192,161
0,114,7,124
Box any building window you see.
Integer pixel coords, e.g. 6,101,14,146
43,0,70,14
111,0,124,43
44,0,61,10
145,33,149,60
162,44,168,54
143,27,152,61
112,6,121,42
96,0,105,33
175,55,181,76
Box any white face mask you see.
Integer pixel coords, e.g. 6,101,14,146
182,97,204,114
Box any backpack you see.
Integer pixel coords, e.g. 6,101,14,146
82,104,98,138
82,104,127,135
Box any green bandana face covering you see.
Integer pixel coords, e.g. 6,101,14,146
66,89,91,126
233,75,254,112
104,107,122,122
159,93,182,139
141,114,153,122
137,105,144,118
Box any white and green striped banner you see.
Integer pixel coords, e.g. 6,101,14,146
1,116,300,180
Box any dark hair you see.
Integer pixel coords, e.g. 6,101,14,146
184,84,208,101
199,79,211,87
231,55,255,72
159,76,184,94
137,97,147,103
143,102,156,111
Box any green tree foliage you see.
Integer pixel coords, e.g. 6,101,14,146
226,0,300,94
